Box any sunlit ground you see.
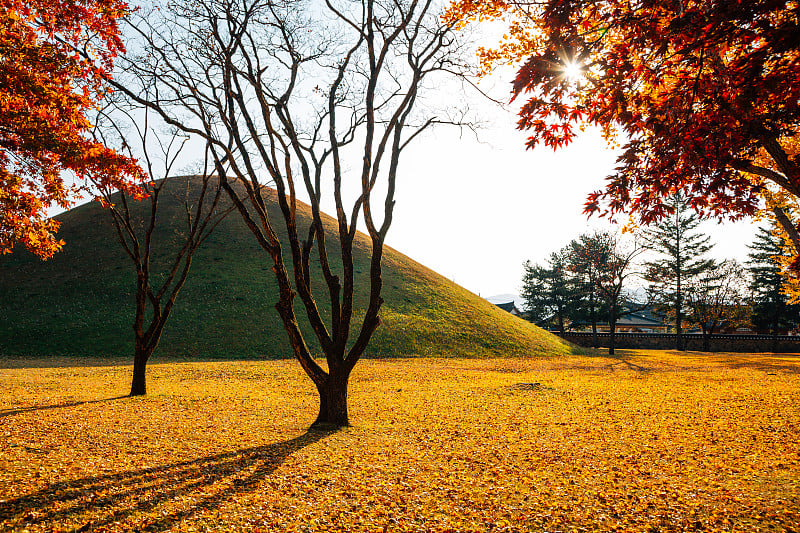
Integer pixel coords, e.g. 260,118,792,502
2,350,798,532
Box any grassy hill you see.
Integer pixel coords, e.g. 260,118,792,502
0,176,577,359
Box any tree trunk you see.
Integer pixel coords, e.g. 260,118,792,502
589,288,598,347
313,372,350,428
130,344,150,396
702,328,710,352
675,287,684,351
608,312,617,356
771,304,779,353
675,228,685,351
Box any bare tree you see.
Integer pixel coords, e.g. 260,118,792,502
578,231,645,356
110,0,473,426
93,104,231,396
686,260,751,352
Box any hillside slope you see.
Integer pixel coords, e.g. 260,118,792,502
0,177,577,359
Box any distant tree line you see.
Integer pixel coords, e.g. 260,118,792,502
521,195,800,354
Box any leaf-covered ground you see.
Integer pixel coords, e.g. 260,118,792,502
1,350,798,532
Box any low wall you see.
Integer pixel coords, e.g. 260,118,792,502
555,332,800,353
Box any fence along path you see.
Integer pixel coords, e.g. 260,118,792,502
555,332,800,353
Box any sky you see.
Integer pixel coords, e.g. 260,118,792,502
53,70,761,302
48,16,762,302
369,19,763,300
382,88,760,300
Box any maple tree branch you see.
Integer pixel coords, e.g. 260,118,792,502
771,205,800,255
763,137,796,181
739,163,800,198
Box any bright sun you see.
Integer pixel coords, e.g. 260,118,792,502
562,60,583,81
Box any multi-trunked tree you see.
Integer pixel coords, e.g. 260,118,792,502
111,0,472,427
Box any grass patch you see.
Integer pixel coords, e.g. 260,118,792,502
0,178,574,359
1,350,798,531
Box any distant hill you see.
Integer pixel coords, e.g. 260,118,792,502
0,177,577,359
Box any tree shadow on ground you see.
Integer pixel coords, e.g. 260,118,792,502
598,349,800,375
708,354,800,375
0,396,127,419
607,359,651,372
0,429,332,531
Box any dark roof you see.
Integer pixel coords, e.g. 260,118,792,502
572,306,667,327
495,301,518,313
616,311,664,327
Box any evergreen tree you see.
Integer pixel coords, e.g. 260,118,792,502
521,250,578,333
747,226,800,347
643,194,715,350
567,232,609,347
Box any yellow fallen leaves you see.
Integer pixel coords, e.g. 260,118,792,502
1,350,798,531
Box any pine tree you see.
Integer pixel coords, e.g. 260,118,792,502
643,194,715,350
521,250,578,333
567,232,609,347
747,226,800,348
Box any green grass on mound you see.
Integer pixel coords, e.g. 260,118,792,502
0,177,576,360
